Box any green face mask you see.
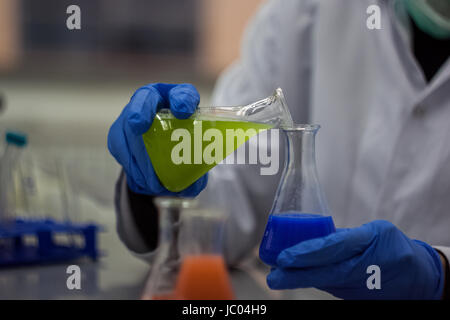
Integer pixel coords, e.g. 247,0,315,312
404,0,450,39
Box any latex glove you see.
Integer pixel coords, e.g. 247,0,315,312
267,220,444,300
108,83,208,196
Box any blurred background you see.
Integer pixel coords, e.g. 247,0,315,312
0,0,308,300
0,0,264,146
0,0,264,206
1,0,265,78
0,0,335,300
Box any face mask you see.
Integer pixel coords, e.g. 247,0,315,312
404,0,450,39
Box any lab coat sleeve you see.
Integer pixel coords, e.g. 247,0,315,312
434,246,450,297
114,170,156,263
434,246,450,266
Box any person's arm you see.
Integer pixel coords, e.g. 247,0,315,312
114,171,158,262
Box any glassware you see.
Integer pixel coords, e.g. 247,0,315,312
183,88,293,127
142,197,186,300
142,197,234,300
259,124,336,266
142,88,293,192
0,131,27,224
175,206,234,300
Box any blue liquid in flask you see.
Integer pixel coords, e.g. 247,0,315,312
259,213,335,266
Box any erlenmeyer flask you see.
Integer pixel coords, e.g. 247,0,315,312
142,198,234,300
142,197,187,300
143,88,293,192
175,206,234,300
259,125,336,266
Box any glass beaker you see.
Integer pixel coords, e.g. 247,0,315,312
142,88,293,192
259,125,336,266
175,206,234,300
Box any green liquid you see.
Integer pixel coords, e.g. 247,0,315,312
143,113,272,192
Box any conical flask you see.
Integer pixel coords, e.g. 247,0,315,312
143,88,293,192
142,197,234,300
259,125,336,266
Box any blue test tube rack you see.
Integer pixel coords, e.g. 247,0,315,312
0,218,103,267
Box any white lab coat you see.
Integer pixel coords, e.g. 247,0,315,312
116,0,450,266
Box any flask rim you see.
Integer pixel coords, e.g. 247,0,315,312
281,124,320,132
154,197,197,209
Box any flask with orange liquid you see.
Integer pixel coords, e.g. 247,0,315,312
175,206,234,300
141,198,234,300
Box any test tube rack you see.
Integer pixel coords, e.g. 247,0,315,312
0,218,103,267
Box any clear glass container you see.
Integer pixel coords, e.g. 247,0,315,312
175,88,293,128
142,197,187,300
176,205,234,300
259,125,336,266
142,88,294,192
0,131,27,224
142,197,233,300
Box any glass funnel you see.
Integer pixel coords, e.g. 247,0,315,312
142,197,233,300
142,88,293,192
259,125,336,266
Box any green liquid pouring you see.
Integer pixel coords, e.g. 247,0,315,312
143,113,272,192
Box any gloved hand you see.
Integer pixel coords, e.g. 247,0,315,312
267,220,444,300
108,83,208,196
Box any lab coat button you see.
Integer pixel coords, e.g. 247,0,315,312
413,105,426,117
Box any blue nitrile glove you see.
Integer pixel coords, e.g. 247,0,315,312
108,83,208,196
267,220,444,300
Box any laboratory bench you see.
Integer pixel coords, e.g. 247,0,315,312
0,200,334,300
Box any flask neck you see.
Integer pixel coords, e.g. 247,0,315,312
187,88,293,128
154,200,226,261
285,129,317,171
270,125,330,215
154,198,187,266
237,88,293,128
143,198,187,299
179,208,226,256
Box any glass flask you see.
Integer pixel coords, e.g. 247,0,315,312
259,124,336,266
175,205,234,300
142,198,234,300
142,197,187,300
143,88,293,192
